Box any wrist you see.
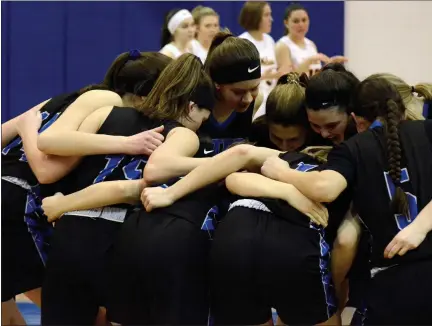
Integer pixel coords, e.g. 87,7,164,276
118,136,131,154
165,185,180,203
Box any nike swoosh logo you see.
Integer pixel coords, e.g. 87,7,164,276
204,149,214,154
248,66,259,73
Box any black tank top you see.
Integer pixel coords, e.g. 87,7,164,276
325,120,432,267
2,91,80,185
56,107,181,210
197,100,255,157
258,152,351,238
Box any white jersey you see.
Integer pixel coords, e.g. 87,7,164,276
159,43,191,59
277,36,321,75
239,32,277,119
190,39,208,64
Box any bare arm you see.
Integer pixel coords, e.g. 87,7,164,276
143,127,209,184
225,172,328,226
275,42,294,74
42,179,145,222
18,107,112,184
2,99,50,147
37,90,125,155
147,145,281,204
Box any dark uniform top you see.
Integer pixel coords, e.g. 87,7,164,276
197,101,255,157
324,120,432,267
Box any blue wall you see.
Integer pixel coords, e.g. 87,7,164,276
1,1,344,122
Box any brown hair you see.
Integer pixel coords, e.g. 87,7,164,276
103,51,172,96
239,1,268,31
260,72,309,127
351,76,409,216
138,53,213,121
284,3,308,35
205,32,260,84
369,73,431,120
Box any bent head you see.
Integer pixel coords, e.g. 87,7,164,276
305,63,360,144
205,32,261,112
140,53,215,132
263,72,310,152
103,51,172,100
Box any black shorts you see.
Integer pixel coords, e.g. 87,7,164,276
209,206,336,325
41,214,121,325
363,259,432,325
1,180,45,302
107,210,210,325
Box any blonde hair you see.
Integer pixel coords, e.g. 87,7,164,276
300,146,332,164
370,73,432,120
192,6,219,25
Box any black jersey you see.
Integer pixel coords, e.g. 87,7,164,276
57,107,181,210
325,120,432,268
197,101,255,156
2,91,80,185
257,152,351,241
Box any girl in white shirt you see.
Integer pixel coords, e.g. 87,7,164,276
190,6,220,63
276,3,347,77
160,9,195,59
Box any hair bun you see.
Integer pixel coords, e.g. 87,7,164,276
277,72,308,88
322,62,346,73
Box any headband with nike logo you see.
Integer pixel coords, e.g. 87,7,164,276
210,58,261,84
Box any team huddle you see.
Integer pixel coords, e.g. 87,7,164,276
2,29,432,326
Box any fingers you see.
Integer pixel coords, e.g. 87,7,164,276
384,240,403,259
150,125,165,135
147,131,165,142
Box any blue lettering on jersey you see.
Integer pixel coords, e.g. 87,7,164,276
123,158,147,180
210,138,245,155
383,168,418,230
201,205,219,240
296,162,319,172
94,155,147,184
2,111,60,163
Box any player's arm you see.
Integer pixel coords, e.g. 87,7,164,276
19,107,112,184
261,144,353,202
2,99,51,147
42,179,146,222
225,172,328,226
142,145,282,209
36,90,137,156
143,127,210,184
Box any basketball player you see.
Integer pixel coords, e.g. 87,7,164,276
250,72,332,151
261,76,432,324
160,9,195,59
1,51,170,325
40,53,215,325
275,3,347,77
199,31,264,156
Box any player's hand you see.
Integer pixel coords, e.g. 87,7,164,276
329,55,348,64
16,110,43,135
261,156,290,181
384,223,427,259
308,53,330,65
141,186,175,212
285,185,328,227
125,125,165,156
42,192,65,223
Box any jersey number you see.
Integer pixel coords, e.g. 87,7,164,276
384,168,418,230
93,155,146,184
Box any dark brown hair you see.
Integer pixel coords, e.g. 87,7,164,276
351,76,409,216
160,9,181,48
239,1,268,31
103,51,172,96
284,3,307,35
205,32,260,84
138,53,213,121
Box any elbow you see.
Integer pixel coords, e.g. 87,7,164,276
143,162,165,185
37,133,53,154
35,169,57,185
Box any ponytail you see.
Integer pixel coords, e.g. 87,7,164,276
385,99,409,217
103,52,131,91
413,83,432,101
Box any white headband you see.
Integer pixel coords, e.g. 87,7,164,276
167,9,193,35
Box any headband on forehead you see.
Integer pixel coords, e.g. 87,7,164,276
211,59,261,84
190,84,216,111
168,9,193,35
